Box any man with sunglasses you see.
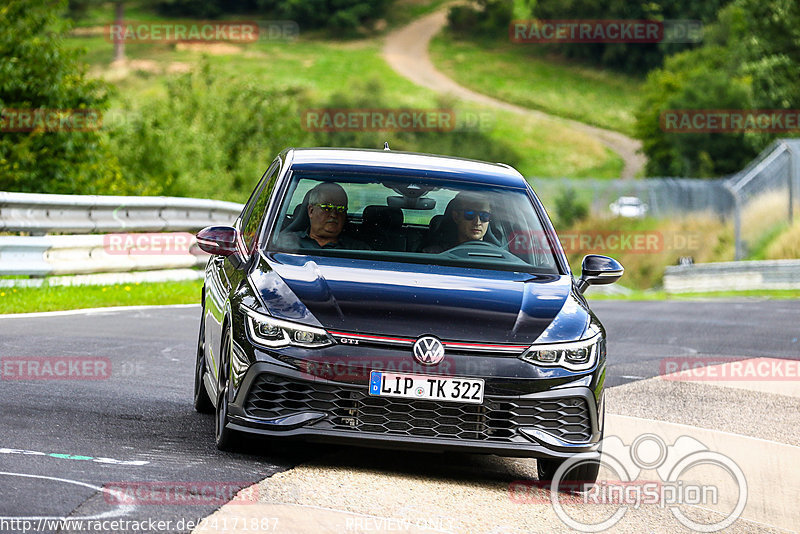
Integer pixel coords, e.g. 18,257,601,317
423,191,493,253
277,182,369,250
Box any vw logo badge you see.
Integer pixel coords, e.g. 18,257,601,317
413,336,445,365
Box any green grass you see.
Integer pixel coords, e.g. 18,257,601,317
746,221,790,260
429,32,643,137
587,289,800,300
0,280,202,314
70,1,168,28
68,20,624,179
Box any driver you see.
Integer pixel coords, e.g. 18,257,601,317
423,191,493,253
277,182,369,250
453,192,492,244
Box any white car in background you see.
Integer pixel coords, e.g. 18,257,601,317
610,196,648,218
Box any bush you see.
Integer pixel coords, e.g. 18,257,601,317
107,62,314,201
634,0,800,177
532,0,732,74
552,187,588,228
0,0,124,195
153,0,395,34
105,68,523,202
312,79,523,169
447,0,513,39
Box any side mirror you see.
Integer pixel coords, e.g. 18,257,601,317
196,225,239,256
577,254,624,294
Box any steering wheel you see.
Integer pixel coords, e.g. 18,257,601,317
450,240,504,250
444,239,523,262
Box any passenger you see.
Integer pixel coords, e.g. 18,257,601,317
424,192,493,253
277,182,369,250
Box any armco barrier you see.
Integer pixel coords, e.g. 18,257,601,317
0,234,209,276
664,259,800,293
0,191,243,233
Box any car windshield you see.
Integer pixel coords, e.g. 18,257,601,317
265,172,561,274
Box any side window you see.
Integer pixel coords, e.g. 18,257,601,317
240,161,280,254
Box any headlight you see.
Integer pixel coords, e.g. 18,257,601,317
519,331,604,371
243,308,332,348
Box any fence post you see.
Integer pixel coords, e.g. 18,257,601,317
786,141,798,224
724,182,743,260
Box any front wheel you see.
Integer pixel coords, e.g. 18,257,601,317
537,456,600,486
193,306,213,413
214,328,239,451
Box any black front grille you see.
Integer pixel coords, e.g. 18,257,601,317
244,374,591,442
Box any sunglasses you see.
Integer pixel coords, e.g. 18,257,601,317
314,203,347,214
462,209,492,223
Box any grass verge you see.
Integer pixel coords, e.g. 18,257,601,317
68,17,623,182
0,280,202,314
429,32,642,137
587,289,800,300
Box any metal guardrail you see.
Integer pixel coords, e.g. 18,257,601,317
0,233,209,276
0,191,243,234
664,260,800,293
0,192,244,279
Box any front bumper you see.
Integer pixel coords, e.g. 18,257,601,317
225,361,603,459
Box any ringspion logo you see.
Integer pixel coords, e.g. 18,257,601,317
512,433,747,532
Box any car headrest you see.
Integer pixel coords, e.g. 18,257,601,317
362,205,403,230
281,190,313,233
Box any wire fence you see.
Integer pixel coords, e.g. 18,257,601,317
529,138,800,259
531,177,733,219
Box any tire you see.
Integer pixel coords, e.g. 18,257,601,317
214,328,239,451
537,456,600,487
193,306,214,413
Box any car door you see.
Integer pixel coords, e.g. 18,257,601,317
205,159,282,390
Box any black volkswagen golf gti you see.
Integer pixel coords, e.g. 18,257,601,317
194,147,623,482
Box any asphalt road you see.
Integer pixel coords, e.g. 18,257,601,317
0,306,315,534
0,299,797,532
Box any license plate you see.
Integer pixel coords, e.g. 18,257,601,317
369,371,484,404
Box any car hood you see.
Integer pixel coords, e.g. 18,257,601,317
251,253,590,344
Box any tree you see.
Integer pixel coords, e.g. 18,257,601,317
635,0,800,177
532,0,732,74
0,0,124,194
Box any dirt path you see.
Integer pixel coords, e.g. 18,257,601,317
382,9,646,178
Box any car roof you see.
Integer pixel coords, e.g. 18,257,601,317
286,147,528,189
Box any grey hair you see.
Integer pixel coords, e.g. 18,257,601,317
308,182,347,206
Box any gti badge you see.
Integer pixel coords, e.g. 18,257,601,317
413,336,445,365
